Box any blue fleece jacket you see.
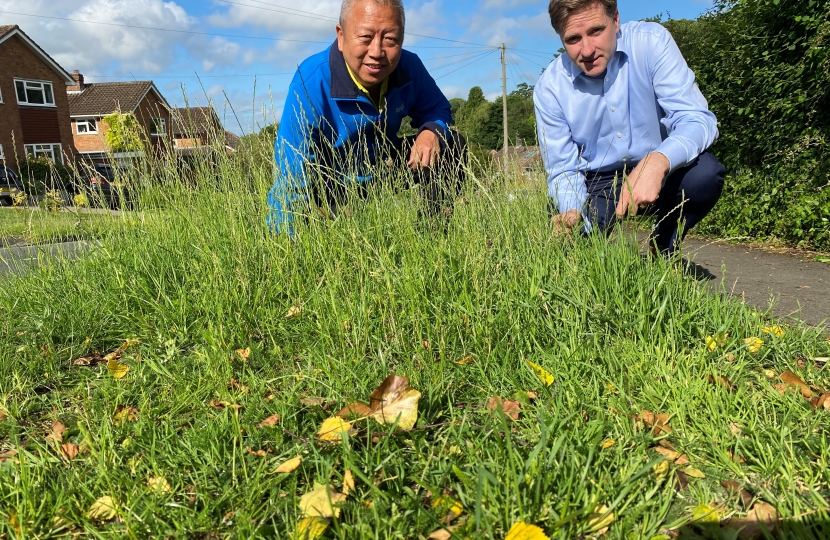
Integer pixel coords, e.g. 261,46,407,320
267,41,453,233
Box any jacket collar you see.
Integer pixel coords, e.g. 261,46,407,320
328,41,412,99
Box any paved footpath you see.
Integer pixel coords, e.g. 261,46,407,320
681,238,829,330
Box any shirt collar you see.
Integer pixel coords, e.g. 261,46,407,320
346,62,389,111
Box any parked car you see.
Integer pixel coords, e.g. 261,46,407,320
0,167,23,206
81,164,135,209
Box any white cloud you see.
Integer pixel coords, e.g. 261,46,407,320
482,0,541,10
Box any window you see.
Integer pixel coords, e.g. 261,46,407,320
15,79,55,106
0,144,4,159
0,85,3,103
24,144,63,164
76,118,98,134
150,117,167,136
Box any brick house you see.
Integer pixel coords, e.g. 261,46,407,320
67,74,171,164
0,25,78,172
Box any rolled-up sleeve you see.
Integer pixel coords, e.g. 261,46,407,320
650,27,718,173
533,82,589,219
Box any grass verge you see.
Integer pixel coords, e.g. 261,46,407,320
1,148,829,539
0,207,125,246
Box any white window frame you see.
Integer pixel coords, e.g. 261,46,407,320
14,79,56,107
0,144,4,160
24,143,63,164
0,85,3,104
150,117,167,137
76,117,99,134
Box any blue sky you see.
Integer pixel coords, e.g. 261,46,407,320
1,0,713,133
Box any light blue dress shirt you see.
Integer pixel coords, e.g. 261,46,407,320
533,21,718,229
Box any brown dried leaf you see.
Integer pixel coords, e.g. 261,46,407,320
228,379,250,394
46,421,66,445
729,423,743,436
708,374,736,392
209,400,242,411
639,410,672,435
235,347,251,361
335,402,372,419
779,370,812,399
674,470,689,490
720,480,753,508
427,528,454,540
810,392,830,410
246,446,268,457
72,352,104,366
60,443,79,461
727,451,747,464
258,414,281,428
422,340,431,350
724,502,779,539
487,397,521,421
368,375,421,430
285,305,302,318
0,449,19,463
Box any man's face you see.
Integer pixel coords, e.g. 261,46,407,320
336,0,403,89
559,2,620,77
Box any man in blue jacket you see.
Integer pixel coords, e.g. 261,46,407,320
535,0,725,254
267,0,466,234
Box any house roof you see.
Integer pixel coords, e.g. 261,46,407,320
171,106,221,137
68,81,170,117
0,25,76,84
224,130,241,150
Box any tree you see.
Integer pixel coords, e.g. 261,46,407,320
102,112,143,153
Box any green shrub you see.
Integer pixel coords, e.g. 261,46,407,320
18,157,76,196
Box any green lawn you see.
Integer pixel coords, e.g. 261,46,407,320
0,157,828,539
0,207,125,245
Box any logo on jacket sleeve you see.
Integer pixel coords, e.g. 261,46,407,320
396,104,405,113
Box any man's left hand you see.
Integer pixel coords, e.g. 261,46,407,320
407,130,441,170
615,152,671,219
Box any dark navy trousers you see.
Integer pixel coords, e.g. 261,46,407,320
585,151,725,253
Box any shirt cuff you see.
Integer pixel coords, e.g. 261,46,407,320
654,138,689,174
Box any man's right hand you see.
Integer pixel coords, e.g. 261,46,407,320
551,209,581,234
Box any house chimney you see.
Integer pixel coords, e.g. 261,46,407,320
68,70,85,92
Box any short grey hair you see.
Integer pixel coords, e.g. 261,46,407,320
339,0,406,31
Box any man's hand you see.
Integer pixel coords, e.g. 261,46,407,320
551,208,582,234
407,130,441,170
615,152,670,219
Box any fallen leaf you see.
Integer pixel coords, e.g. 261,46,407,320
46,421,66,445
727,451,747,464
683,467,706,479
639,410,672,435
674,470,689,491
273,455,303,474
343,470,355,496
0,449,19,463
433,496,464,521
427,528,454,540
72,353,104,366
0,412,6,422
706,334,728,351
708,374,737,392
107,357,129,379
526,360,554,386
691,504,720,524
285,306,302,318
318,417,352,442
246,446,267,457
586,504,615,532
812,357,829,365
87,496,118,521
258,414,281,428
601,438,616,449
228,379,250,394
763,369,776,379
744,337,763,355
729,423,743,436
724,502,778,539
113,406,138,427
295,517,329,540
368,375,421,430
335,402,372,419
487,397,521,421
299,484,347,518
235,348,251,361
300,397,327,407
811,392,830,410
454,355,475,365
762,325,785,338
422,340,431,350
505,521,550,540
653,460,669,481
209,400,242,411
779,370,812,398
720,480,753,507
60,443,79,461
654,446,689,465
148,476,172,494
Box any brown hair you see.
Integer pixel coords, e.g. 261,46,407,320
547,0,617,34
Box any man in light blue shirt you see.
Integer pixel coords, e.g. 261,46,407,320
535,0,725,253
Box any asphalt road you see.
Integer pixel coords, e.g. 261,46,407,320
0,240,93,275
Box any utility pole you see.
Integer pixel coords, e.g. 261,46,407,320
501,43,509,171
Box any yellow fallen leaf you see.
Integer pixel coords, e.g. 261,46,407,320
526,360,554,386
113,406,138,427
764,369,776,379
706,334,728,351
683,467,706,479
107,357,129,379
454,355,475,365
342,470,355,496
235,347,251,361
368,375,421,430
273,456,303,474
295,517,329,540
87,495,118,521
601,438,616,449
317,417,352,442
586,504,615,532
148,476,171,494
285,306,302,318
432,496,464,519
653,460,669,481
691,504,720,524
762,325,785,338
299,484,347,518
744,337,763,355
505,521,550,540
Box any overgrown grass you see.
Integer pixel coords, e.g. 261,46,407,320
0,207,124,246
1,139,829,539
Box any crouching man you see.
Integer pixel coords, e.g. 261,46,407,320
535,0,725,254
267,0,466,234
